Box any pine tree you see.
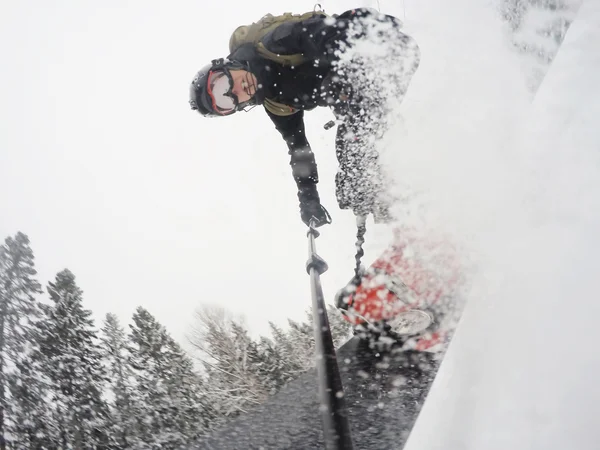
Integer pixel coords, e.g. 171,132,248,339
326,304,353,348
287,315,315,369
246,326,305,396
0,232,44,449
186,303,353,431
100,313,136,448
128,306,173,447
264,306,351,384
256,306,351,394
188,306,266,420
162,334,213,443
128,307,209,448
36,269,110,449
6,356,56,449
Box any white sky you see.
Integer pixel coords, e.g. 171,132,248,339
0,0,391,343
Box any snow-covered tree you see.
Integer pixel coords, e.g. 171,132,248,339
187,303,352,424
100,312,136,447
187,306,266,420
162,333,213,441
0,232,44,448
127,306,170,447
259,306,351,389
267,305,351,379
252,321,308,394
6,355,56,449
36,269,110,449
128,306,209,448
247,333,293,395
326,304,354,348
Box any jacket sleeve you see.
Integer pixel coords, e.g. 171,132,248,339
265,108,320,204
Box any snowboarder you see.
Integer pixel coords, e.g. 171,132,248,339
189,7,420,227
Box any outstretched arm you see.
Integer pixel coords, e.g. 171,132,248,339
265,108,320,204
266,108,331,226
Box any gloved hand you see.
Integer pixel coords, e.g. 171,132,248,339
300,200,332,227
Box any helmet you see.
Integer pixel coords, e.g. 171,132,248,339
189,58,254,118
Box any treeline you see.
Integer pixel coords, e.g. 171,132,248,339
0,232,351,449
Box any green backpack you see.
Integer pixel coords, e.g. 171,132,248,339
228,11,330,116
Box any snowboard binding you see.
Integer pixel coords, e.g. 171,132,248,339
335,267,436,350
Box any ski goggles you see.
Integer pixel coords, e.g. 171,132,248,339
207,70,238,115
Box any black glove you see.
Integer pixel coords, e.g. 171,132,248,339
300,200,332,227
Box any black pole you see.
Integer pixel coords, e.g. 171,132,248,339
305,222,354,450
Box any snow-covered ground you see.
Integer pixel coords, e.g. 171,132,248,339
400,1,600,448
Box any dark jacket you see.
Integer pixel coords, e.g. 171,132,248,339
228,9,394,205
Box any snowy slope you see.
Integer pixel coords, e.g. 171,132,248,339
403,1,600,449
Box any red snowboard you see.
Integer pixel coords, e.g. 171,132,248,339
336,227,464,351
